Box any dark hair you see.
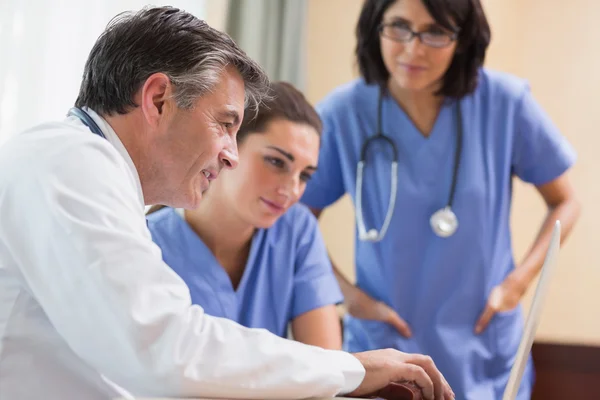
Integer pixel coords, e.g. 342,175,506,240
355,0,491,98
75,6,269,116
236,81,322,144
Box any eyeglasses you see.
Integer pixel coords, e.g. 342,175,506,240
379,21,459,48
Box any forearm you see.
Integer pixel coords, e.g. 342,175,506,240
291,305,343,350
309,207,358,300
508,196,581,293
331,257,359,300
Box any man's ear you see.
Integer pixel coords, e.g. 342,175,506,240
139,73,175,127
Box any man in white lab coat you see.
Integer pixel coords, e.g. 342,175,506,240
0,6,453,400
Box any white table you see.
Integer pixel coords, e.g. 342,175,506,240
121,398,357,400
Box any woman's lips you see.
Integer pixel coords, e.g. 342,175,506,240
260,197,285,213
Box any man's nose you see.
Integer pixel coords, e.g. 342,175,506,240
220,136,239,170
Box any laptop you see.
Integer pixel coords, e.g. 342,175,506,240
501,220,562,400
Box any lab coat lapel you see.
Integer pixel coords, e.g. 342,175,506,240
78,108,145,210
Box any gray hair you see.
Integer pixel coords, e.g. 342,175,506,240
168,55,267,115
75,6,269,116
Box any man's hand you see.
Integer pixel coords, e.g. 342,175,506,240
349,349,454,400
346,286,412,338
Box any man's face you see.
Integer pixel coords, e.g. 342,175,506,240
150,66,246,209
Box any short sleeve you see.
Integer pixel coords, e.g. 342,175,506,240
291,207,344,319
511,87,577,185
301,106,347,209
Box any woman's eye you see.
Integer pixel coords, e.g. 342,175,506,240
427,26,449,36
300,172,312,182
391,21,411,30
221,122,233,129
265,156,284,168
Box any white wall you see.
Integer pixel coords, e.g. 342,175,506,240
0,0,209,144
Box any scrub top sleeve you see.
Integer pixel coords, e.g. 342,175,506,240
6,138,364,398
301,110,347,210
291,210,344,320
511,87,577,185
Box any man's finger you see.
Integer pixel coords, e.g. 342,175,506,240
474,304,496,335
443,378,455,400
394,363,435,400
386,309,413,338
439,369,454,400
407,354,447,400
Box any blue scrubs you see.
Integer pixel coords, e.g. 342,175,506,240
146,203,343,338
301,68,576,400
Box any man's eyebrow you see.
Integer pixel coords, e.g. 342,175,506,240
217,110,241,126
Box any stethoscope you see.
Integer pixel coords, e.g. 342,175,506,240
67,107,106,139
355,89,463,242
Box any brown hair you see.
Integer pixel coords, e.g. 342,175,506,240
237,81,322,143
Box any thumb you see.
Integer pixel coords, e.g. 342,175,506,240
474,303,495,335
383,306,413,338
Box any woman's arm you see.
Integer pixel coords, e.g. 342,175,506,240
509,172,581,292
475,172,581,333
291,305,343,350
310,208,412,338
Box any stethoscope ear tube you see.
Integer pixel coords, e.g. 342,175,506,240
356,160,398,242
67,107,106,139
355,91,463,241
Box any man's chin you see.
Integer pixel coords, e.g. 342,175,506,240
171,190,204,210
187,191,204,210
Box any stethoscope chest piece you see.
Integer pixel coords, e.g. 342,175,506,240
356,90,463,241
430,206,458,238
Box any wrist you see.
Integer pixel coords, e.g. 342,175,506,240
343,284,361,307
504,273,528,296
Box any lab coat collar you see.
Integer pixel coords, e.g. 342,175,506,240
81,107,145,210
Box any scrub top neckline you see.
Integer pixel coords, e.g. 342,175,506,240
381,92,457,147
379,93,459,187
173,208,262,297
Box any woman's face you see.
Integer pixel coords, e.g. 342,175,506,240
379,0,459,94
217,118,320,229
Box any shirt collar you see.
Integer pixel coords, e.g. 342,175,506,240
81,107,145,210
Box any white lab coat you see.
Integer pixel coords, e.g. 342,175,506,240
0,109,365,400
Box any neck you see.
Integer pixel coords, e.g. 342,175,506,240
387,79,445,137
184,189,255,260
103,112,158,204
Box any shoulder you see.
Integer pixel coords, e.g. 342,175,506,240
145,207,189,256
0,121,128,193
472,67,530,105
268,203,320,241
146,207,180,233
316,78,379,119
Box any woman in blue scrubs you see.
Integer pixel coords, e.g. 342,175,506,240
301,0,581,398
147,82,344,349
